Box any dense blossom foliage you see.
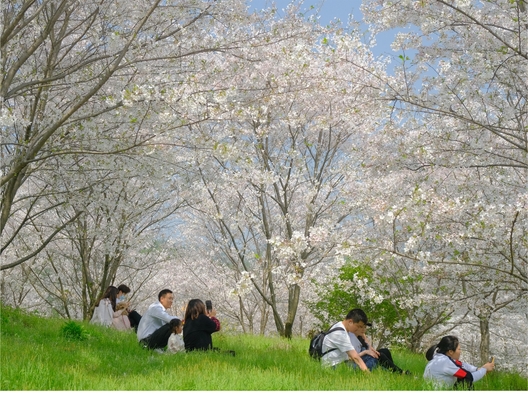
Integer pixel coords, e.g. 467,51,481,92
357,0,527,369
1,0,526,374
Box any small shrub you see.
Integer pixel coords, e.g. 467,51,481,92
61,320,88,341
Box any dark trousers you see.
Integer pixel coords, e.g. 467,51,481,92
142,323,172,350
127,310,142,332
378,348,404,373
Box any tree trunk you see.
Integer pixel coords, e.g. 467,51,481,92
479,315,491,365
237,296,248,334
259,298,269,335
284,283,301,338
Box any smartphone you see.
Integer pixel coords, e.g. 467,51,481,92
205,300,213,312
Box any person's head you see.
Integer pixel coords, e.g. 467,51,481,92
170,318,183,334
98,286,118,310
357,321,368,337
343,308,370,335
158,289,174,309
426,335,461,361
117,284,130,301
184,299,206,321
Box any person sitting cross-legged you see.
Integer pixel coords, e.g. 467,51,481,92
137,289,180,351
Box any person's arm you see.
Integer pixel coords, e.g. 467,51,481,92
358,335,379,358
210,316,221,331
346,349,370,372
467,361,494,383
149,304,179,323
103,300,115,325
359,347,379,358
450,360,494,385
198,313,220,332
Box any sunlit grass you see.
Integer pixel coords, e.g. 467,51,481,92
1,304,526,390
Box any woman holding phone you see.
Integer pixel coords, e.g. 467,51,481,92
424,335,494,389
182,299,220,351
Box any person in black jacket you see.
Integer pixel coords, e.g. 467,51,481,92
182,299,220,351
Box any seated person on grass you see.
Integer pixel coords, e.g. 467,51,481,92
182,299,221,352
321,308,369,372
167,318,185,354
90,285,130,331
424,335,494,390
137,289,180,351
116,284,142,332
348,322,409,374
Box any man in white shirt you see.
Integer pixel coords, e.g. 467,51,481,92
321,308,370,372
137,289,180,350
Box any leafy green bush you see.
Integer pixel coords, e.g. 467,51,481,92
309,256,460,353
60,320,88,341
308,260,412,345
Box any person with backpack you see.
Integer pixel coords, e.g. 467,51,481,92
320,308,370,372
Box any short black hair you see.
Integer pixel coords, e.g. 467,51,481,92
345,308,368,325
117,284,130,294
158,289,173,301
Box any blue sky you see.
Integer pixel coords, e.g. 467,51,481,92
248,0,361,25
247,0,400,58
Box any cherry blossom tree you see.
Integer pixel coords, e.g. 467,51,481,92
0,0,264,272
358,0,527,363
170,14,388,337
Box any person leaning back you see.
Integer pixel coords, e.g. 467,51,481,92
137,289,180,350
321,308,369,372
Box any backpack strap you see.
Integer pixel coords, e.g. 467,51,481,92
321,326,346,357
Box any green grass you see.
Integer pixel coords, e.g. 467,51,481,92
1,305,526,390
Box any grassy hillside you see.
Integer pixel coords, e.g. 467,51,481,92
1,305,526,390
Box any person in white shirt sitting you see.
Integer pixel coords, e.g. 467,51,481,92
424,335,494,389
321,308,370,372
137,289,180,351
90,286,129,330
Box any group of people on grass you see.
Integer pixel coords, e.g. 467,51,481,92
91,287,495,389
324,308,495,389
91,287,222,354
321,308,409,374
90,284,142,331
136,289,222,354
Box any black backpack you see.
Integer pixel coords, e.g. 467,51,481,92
308,326,345,359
